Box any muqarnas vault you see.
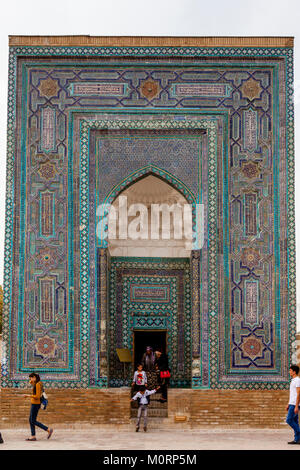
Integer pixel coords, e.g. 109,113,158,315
1,36,296,391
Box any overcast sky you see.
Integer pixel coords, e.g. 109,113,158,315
0,0,299,327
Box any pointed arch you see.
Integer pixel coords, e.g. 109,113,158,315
97,165,197,248
103,165,197,206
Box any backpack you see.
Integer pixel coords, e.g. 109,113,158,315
40,386,48,410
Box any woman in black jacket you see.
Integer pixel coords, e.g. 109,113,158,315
154,350,170,402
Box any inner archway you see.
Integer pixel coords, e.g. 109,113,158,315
106,173,194,388
107,174,193,258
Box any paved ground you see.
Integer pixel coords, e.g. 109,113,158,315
1,427,300,450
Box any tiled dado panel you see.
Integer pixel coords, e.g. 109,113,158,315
1,44,295,390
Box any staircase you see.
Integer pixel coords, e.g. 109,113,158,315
131,396,168,418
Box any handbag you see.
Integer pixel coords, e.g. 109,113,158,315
160,370,171,379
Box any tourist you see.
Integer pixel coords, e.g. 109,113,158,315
155,349,169,371
154,363,164,399
286,365,300,444
155,349,170,402
131,384,160,432
23,373,53,441
0,432,3,444
131,363,147,392
141,346,156,389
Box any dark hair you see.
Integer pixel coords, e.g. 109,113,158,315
140,385,146,392
290,365,300,375
29,373,41,395
137,363,143,368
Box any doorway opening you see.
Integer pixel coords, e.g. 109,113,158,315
133,330,167,369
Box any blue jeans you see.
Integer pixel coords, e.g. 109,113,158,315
29,404,48,436
286,405,300,442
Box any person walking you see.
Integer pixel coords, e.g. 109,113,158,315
131,385,160,432
286,365,300,445
23,372,53,441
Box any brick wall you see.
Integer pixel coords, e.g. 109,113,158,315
1,388,290,429
168,389,289,428
1,389,131,428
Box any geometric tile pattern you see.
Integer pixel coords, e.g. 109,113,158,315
86,119,216,389
108,257,191,388
1,43,295,391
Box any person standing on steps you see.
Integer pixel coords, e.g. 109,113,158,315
155,349,170,402
131,385,160,432
286,365,300,445
141,346,156,390
23,372,53,442
131,363,148,393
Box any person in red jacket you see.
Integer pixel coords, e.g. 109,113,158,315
23,372,53,441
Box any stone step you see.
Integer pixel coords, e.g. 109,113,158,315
131,398,168,417
131,399,167,410
131,408,168,418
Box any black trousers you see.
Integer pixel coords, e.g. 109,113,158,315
29,404,48,436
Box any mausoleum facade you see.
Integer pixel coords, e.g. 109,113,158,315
1,36,296,396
